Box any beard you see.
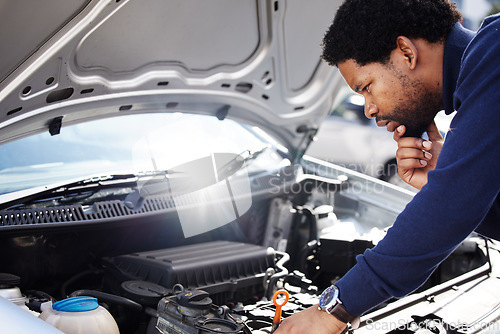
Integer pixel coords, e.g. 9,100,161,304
389,87,442,138
377,64,442,138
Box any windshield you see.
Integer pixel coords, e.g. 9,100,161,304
0,113,287,195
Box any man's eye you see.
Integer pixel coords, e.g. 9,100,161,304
364,84,371,93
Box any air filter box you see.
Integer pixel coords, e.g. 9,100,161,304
103,241,276,304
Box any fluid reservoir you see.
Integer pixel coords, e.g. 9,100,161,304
314,205,338,232
0,273,28,310
39,296,119,334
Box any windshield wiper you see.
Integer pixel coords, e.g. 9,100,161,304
0,148,268,211
217,146,269,179
0,171,170,211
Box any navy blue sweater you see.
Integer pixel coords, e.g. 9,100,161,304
336,15,500,316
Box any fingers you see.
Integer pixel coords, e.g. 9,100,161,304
425,120,444,142
396,142,432,166
393,125,405,141
396,147,431,168
396,136,433,152
394,122,442,149
395,127,433,170
392,123,440,190
396,147,432,161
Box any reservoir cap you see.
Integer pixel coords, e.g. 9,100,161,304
53,297,99,312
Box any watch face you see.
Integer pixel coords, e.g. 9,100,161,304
319,285,339,309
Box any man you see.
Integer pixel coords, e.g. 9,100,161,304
275,0,500,332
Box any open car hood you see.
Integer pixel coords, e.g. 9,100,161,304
0,0,343,160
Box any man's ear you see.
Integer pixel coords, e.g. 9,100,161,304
396,36,418,70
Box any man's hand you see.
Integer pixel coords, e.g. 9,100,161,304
393,121,444,190
274,305,347,334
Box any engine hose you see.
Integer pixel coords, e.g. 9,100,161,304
266,251,290,300
60,269,103,298
69,289,143,312
297,205,318,242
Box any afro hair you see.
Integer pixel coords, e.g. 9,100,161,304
322,0,462,66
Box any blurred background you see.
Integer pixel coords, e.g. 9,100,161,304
456,0,500,29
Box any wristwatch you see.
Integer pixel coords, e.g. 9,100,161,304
318,285,360,329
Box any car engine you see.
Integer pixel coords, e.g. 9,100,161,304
1,231,488,334
2,240,321,334
0,165,491,333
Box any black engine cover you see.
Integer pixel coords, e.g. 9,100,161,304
103,241,276,305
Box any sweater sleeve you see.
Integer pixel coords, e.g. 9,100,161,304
335,16,500,316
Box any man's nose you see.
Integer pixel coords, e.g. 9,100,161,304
364,103,378,119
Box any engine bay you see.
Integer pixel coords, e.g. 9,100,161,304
0,162,494,333
0,223,489,334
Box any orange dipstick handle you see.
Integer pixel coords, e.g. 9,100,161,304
272,289,290,324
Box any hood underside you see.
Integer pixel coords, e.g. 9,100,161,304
0,0,343,159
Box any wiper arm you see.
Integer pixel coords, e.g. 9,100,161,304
0,171,169,210
217,146,269,179
0,148,268,211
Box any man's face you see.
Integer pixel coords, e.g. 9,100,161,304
338,58,442,138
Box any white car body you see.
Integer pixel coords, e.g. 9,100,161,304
0,1,496,333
